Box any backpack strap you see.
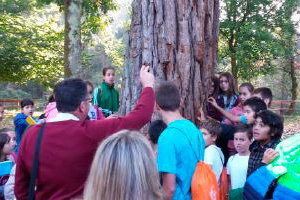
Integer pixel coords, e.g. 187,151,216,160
27,123,46,200
212,145,224,166
169,127,203,162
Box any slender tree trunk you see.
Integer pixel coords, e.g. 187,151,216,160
120,0,220,123
64,0,82,78
287,56,299,115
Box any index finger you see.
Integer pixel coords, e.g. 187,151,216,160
141,65,150,72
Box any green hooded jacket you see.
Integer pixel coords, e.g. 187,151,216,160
93,82,119,113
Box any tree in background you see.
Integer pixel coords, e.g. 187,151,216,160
120,0,220,123
37,0,116,78
219,0,299,86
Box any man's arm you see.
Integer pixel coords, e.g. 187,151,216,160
162,173,176,200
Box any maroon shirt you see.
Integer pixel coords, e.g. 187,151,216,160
15,87,155,200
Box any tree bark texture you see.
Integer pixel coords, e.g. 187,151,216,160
120,0,220,123
64,0,82,78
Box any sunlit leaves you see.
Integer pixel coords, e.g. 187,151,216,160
219,0,299,80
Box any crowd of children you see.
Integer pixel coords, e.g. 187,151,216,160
0,67,298,200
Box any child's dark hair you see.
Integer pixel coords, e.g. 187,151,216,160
20,98,34,108
148,120,167,144
199,119,222,139
155,81,180,111
219,72,236,97
0,133,9,157
48,95,55,103
255,110,283,140
244,97,267,113
102,66,115,76
253,87,273,107
234,126,253,140
210,76,220,98
239,82,254,93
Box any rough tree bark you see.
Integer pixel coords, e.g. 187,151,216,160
64,0,82,78
120,0,220,123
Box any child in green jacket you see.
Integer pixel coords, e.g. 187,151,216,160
93,66,119,117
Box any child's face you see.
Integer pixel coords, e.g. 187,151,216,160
86,85,93,103
3,131,16,155
253,117,271,144
239,86,252,104
244,105,255,124
234,132,251,154
201,128,216,147
22,105,34,116
219,76,229,92
0,106,4,122
103,69,115,86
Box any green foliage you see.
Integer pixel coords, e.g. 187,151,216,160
219,0,299,80
0,5,64,87
0,0,34,14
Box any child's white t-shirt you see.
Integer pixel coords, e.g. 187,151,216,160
226,154,249,189
204,145,224,182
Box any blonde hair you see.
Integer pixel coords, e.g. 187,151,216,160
84,130,162,200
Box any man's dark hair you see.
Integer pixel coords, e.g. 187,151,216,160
234,126,253,140
239,82,254,93
199,119,222,139
102,66,115,76
148,120,167,144
54,78,87,112
155,81,180,111
255,110,283,140
20,99,34,108
253,87,273,107
244,97,267,114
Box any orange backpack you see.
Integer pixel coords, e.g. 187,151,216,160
191,161,220,200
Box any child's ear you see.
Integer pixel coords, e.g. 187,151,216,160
265,99,270,107
79,102,86,113
213,135,217,142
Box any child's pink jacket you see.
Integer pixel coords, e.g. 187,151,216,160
45,102,58,122
225,103,244,125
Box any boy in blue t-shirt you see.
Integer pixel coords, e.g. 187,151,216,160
156,81,205,200
14,99,35,153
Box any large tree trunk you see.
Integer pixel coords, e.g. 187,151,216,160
64,0,82,78
120,0,220,124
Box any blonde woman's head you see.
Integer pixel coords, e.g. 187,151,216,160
84,130,161,200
